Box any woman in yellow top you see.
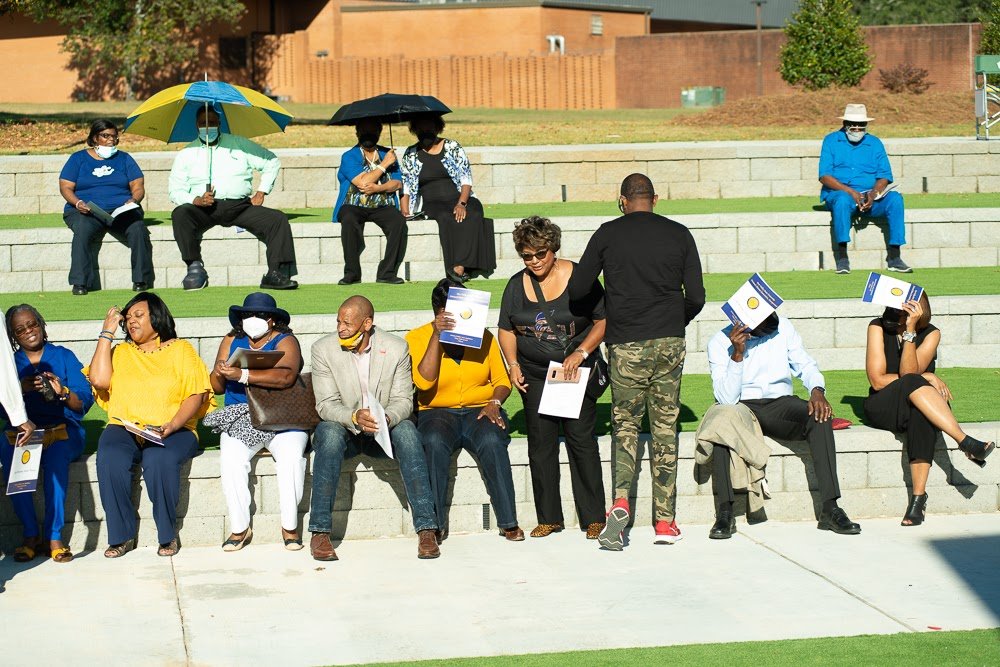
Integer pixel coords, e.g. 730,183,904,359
405,278,523,541
87,292,213,558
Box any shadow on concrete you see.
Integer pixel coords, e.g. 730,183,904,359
927,533,1000,623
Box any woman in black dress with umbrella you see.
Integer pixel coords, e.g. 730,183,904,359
400,114,495,282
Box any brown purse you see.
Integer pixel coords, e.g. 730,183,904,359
246,373,321,432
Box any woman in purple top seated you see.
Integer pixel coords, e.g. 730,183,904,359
58,119,154,296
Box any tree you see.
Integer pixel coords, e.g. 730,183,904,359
780,0,872,91
853,0,992,25
982,0,1000,54
24,0,245,100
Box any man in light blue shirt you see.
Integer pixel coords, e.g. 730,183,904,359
819,103,910,275
706,313,861,538
169,107,297,290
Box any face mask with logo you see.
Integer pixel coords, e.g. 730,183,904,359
845,129,866,143
358,134,379,149
242,316,270,340
199,126,220,143
95,145,118,159
339,328,364,350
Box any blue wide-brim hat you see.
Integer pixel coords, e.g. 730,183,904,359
228,292,291,329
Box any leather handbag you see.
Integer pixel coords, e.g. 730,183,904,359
246,373,321,432
527,273,610,401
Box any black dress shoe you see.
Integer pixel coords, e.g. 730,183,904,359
818,507,861,535
338,277,360,286
709,510,736,539
260,270,298,290
132,282,149,292
376,277,405,285
71,285,88,296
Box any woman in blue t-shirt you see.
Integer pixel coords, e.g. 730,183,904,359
58,119,154,296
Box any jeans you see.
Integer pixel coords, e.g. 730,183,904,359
822,189,906,247
419,407,517,530
308,420,437,533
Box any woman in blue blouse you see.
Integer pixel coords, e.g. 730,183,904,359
399,114,496,283
58,119,154,295
1,304,93,563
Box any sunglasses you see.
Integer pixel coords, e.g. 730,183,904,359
12,320,40,337
519,250,549,262
242,312,272,320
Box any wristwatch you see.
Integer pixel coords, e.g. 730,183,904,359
901,331,917,343
58,385,70,402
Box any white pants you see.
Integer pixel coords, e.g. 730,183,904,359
220,430,308,533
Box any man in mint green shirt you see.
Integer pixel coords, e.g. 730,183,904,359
168,107,297,290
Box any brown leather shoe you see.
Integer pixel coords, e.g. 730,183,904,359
499,526,525,541
530,523,564,538
310,532,338,561
417,529,441,559
586,522,605,540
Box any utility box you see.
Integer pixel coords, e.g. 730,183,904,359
681,86,725,108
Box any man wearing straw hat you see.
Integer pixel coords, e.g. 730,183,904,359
819,103,911,275
169,106,298,291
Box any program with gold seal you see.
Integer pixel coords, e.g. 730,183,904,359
722,273,783,329
6,432,43,495
439,286,491,349
862,272,923,309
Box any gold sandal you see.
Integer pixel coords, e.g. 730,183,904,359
51,546,73,563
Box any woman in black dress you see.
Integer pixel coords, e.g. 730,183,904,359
864,292,994,526
399,114,495,282
497,216,607,539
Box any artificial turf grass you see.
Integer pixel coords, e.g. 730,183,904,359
0,192,996,229
345,629,1000,667
5,266,998,323
78,367,998,454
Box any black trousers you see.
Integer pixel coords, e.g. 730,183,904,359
338,204,407,282
864,374,937,463
521,372,606,527
64,208,154,288
712,396,842,506
171,198,296,273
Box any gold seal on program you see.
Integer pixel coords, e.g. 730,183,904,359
460,309,473,319
890,287,903,296
747,297,760,309
20,450,31,465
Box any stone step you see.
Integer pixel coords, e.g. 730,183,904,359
1,208,997,292
39,295,1000,373
3,422,995,551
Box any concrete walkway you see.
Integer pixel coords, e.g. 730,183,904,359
1,514,998,666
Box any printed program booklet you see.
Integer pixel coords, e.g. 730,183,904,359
862,272,923,309
721,273,783,330
438,287,491,349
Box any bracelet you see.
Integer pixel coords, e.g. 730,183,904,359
458,201,468,207
59,386,70,402
488,399,502,406
375,164,386,173
577,349,589,360
351,410,360,426
238,368,250,385
100,329,115,335
508,362,520,368
98,334,114,342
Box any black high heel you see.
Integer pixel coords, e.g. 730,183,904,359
901,493,927,526
958,436,995,468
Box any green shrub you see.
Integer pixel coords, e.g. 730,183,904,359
780,0,872,90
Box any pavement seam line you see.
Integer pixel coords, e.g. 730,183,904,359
169,557,192,666
737,532,920,633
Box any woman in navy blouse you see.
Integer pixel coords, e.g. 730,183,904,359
58,119,154,296
1,304,93,563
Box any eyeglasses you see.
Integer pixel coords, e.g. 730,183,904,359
845,124,867,132
12,321,40,336
96,132,119,140
519,250,549,262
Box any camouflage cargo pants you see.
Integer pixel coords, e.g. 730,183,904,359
608,336,686,523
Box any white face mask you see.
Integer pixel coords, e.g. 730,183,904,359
242,316,270,340
845,129,866,143
95,145,118,159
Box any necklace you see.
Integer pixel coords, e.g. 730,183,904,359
248,331,275,350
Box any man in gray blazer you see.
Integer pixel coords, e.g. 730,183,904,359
308,295,440,561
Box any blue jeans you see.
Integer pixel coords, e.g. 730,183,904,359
822,189,906,247
418,407,517,530
308,420,437,533
1,428,85,541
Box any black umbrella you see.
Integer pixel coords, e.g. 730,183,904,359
328,93,451,145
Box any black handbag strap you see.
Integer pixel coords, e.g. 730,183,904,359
527,271,573,353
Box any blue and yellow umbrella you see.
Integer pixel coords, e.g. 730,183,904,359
124,80,292,143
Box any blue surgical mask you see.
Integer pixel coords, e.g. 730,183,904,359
95,145,118,159
199,126,220,143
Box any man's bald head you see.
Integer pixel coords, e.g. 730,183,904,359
619,173,658,213
340,295,374,320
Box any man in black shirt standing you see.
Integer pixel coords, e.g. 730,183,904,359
569,173,705,550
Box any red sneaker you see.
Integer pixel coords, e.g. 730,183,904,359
654,520,683,545
597,498,630,551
